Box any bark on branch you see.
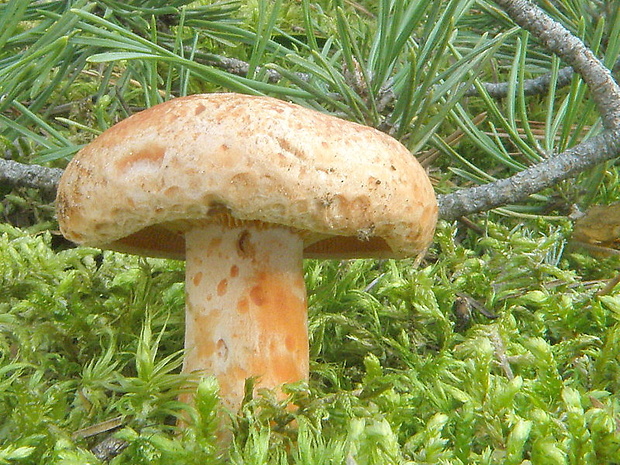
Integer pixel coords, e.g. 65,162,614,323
0,158,62,198
464,65,573,98
438,132,620,219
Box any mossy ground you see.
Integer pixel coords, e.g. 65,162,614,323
2,218,620,464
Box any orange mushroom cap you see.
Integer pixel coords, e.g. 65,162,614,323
56,93,437,260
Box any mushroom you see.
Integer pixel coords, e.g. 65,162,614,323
55,93,438,412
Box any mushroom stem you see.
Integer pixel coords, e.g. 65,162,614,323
182,223,309,410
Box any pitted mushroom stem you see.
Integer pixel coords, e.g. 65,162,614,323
181,223,308,409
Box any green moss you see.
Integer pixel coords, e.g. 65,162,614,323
1,218,619,463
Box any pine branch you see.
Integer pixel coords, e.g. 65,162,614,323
202,50,599,101
438,132,620,220
464,64,574,98
438,0,620,220
494,0,620,131
0,158,62,198
200,54,295,84
463,58,620,99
